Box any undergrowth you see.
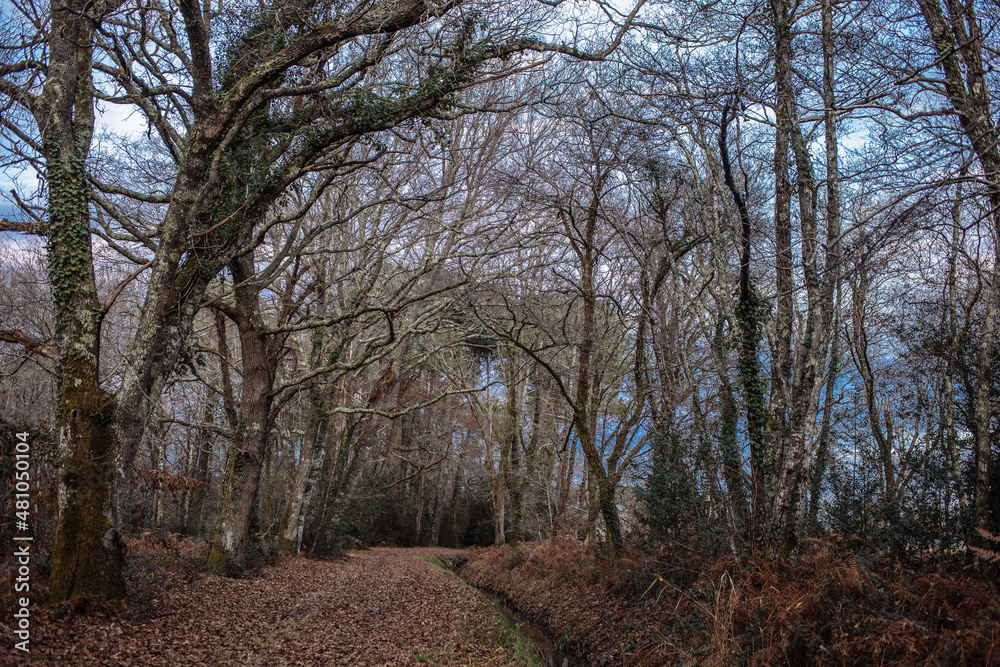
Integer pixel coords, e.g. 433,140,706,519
463,536,1000,666
119,530,208,621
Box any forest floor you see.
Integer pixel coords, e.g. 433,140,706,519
13,536,999,666
16,547,535,666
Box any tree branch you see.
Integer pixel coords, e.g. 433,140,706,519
0,329,60,360
0,219,45,236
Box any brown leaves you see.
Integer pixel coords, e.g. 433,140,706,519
27,548,527,666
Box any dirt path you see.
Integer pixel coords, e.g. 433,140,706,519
20,548,528,666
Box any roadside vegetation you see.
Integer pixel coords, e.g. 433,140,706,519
463,538,1000,666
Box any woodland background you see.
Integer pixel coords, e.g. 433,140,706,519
1,0,1000,644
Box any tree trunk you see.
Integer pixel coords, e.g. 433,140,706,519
149,417,166,529
851,267,897,499
762,0,842,560
431,459,451,546
183,400,214,536
493,464,506,546
568,183,625,554
718,104,767,553
809,283,841,536
503,348,523,547
597,471,622,551
207,254,277,573
42,0,127,603
415,469,425,544
805,3,844,538
767,1,796,555
276,385,329,553
552,423,575,535
943,177,967,523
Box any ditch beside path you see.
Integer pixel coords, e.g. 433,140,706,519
21,548,533,666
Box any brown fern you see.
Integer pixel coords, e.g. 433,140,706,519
969,527,1000,564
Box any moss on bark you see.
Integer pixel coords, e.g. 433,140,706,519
48,380,126,603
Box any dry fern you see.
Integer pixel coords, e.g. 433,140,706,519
969,527,1000,564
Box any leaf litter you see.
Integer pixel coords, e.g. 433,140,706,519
17,548,529,666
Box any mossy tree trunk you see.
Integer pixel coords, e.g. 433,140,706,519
34,0,127,603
